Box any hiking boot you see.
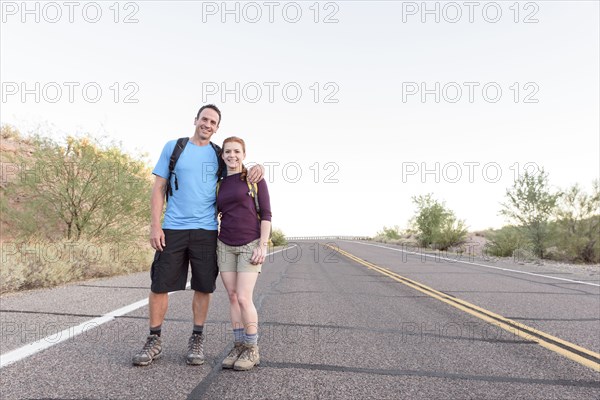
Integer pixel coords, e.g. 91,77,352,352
186,333,205,365
233,343,260,371
221,342,244,369
132,334,162,366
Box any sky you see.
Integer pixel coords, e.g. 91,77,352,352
1,1,599,237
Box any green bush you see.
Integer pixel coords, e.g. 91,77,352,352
375,225,403,240
500,168,561,259
270,228,287,246
485,226,529,257
432,218,469,251
411,194,468,250
551,182,599,263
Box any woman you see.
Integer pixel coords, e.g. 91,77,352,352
217,136,272,371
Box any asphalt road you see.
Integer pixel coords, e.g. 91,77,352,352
1,241,599,399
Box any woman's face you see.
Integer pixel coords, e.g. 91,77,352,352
222,141,245,170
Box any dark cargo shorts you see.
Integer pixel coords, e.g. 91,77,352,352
150,229,218,293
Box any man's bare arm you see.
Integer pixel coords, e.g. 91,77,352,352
246,164,265,183
150,176,167,251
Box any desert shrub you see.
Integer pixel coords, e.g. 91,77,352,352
1,237,153,293
4,133,152,241
411,194,468,250
270,228,287,247
485,226,529,257
375,225,403,240
552,182,599,263
500,168,561,259
1,127,154,293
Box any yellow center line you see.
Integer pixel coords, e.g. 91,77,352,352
326,244,600,372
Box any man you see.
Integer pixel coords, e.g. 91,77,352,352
132,104,264,366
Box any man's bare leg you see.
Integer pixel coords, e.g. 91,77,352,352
192,291,211,325
149,292,169,328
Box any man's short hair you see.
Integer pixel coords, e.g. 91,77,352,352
196,104,222,126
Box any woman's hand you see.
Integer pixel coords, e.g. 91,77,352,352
250,242,268,265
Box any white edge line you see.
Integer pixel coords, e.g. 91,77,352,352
0,298,149,369
0,247,292,369
343,241,600,288
268,245,296,257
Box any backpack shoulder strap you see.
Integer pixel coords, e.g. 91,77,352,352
210,141,221,155
169,137,189,173
246,181,270,239
246,181,261,216
166,137,189,200
211,141,227,180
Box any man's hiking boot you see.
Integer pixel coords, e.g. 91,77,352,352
186,333,205,365
132,334,162,366
233,343,260,371
221,342,244,369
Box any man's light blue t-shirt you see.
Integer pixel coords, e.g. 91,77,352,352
152,139,218,230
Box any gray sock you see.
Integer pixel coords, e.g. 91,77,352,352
244,332,258,345
233,328,244,343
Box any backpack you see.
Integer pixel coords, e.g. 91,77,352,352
165,137,224,202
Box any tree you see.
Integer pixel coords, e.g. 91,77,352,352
500,168,561,259
6,134,152,241
411,194,468,250
554,181,599,262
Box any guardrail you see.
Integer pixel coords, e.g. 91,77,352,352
285,236,371,241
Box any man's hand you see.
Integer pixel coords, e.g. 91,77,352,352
246,164,265,183
250,243,268,265
150,226,166,251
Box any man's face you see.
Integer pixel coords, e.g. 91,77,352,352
194,108,220,140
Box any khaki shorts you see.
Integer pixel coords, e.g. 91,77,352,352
217,239,262,273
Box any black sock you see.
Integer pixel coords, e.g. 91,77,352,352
193,324,203,336
150,325,162,337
